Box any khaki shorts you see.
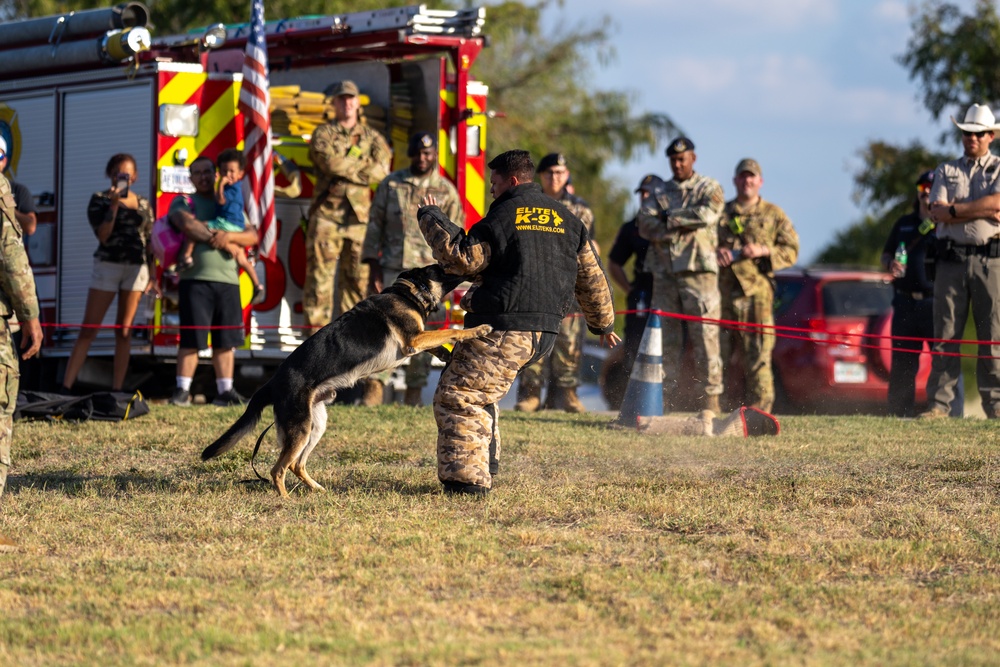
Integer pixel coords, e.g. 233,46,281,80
91,259,149,293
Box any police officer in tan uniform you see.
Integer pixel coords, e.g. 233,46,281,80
718,158,799,411
418,150,618,495
638,137,725,413
0,172,43,552
921,104,1000,419
361,131,464,406
304,80,392,335
516,153,596,413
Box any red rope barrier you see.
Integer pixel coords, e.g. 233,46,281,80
32,309,1000,360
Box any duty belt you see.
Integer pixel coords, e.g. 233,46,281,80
936,237,1000,261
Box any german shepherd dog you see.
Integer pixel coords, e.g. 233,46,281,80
201,264,492,497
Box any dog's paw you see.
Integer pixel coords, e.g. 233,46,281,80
473,325,493,336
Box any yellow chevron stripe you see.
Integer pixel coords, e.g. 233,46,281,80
466,166,484,218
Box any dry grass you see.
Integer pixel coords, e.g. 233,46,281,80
1,405,999,665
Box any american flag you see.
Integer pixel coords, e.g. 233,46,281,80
239,0,276,260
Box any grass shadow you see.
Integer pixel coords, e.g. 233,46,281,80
8,469,182,496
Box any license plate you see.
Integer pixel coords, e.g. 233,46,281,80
833,361,867,384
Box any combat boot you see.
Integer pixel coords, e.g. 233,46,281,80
559,387,586,414
361,378,384,407
514,384,542,412
703,394,721,415
404,386,423,407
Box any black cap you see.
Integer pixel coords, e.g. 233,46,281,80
536,152,568,173
635,174,666,193
407,132,436,158
665,137,694,157
916,169,935,187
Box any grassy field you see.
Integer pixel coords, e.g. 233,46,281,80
1,403,998,666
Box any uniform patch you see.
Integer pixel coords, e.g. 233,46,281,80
514,206,565,233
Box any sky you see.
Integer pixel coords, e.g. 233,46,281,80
542,0,977,263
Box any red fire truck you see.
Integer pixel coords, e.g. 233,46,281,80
0,3,489,390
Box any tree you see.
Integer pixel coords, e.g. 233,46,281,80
819,0,998,264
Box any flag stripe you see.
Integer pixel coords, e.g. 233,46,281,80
239,0,276,261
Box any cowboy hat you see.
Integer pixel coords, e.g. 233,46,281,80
951,104,998,132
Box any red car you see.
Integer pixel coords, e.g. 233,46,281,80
600,267,932,414
771,267,930,413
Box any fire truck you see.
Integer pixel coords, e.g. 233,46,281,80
0,3,489,391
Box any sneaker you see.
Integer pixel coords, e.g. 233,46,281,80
251,284,266,306
169,388,191,407
0,533,17,553
212,388,247,407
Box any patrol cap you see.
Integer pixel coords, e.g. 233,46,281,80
735,158,762,177
665,137,694,157
329,80,360,97
408,131,436,157
536,152,568,173
635,173,665,193
916,169,935,187
0,136,6,158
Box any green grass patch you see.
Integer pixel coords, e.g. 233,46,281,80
1,406,999,665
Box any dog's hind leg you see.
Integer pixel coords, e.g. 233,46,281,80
290,400,328,492
272,420,311,498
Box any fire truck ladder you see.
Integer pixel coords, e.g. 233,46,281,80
152,4,485,49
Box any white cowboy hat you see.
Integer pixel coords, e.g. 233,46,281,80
951,104,998,132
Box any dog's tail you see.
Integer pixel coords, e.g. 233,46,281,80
201,382,274,461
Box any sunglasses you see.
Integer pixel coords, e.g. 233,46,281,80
962,130,991,138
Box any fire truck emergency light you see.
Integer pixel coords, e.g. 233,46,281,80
160,104,200,137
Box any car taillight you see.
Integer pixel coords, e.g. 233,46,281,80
805,318,866,355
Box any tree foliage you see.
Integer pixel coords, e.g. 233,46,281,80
817,140,950,267
819,0,999,265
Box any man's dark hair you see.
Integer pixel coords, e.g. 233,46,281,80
190,155,215,171
488,150,534,183
217,148,247,171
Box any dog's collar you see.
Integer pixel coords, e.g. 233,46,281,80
390,279,436,319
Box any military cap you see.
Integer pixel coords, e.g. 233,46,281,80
734,158,761,177
407,131,436,157
916,169,935,187
329,80,360,97
665,137,694,157
635,173,666,193
536,152,568,173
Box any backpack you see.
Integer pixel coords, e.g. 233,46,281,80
15,390,150,422
150,214,184,267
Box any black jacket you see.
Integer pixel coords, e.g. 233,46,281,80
418,182,613,334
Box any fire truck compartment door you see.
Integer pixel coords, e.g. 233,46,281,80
58,80,155,346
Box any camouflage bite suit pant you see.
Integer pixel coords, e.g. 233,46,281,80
720,287,775,411
434,330,539,488
0,322,19,499
302,213,370,331
518,313,584,390
653,270,723,404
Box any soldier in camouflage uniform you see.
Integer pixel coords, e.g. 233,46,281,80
637,137,725,413
418,150,618,495
0,172,42,552
516,153,596,413
304,80,392,335
362,132,464,406
717,159,799,411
